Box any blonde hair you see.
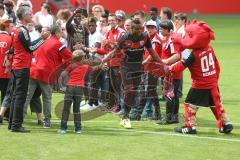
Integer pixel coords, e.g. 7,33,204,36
92,5,105,14
72,49,86,58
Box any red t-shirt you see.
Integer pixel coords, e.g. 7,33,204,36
66,64,92,87
0,32,12,79
30,35,72,84
161,35,182,79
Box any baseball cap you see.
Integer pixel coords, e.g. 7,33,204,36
145,20,157,28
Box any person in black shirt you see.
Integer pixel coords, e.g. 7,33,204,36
66,7,89,52
102,19,162,128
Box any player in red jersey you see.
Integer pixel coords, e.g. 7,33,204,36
151,20,233,134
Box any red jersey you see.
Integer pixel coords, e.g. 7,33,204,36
0,31,12,79
161,35,182,79
66,64,92,87
12,24,44,70
187,46,219,89
97,26,125,67
30,35,72,84
144,33,162,61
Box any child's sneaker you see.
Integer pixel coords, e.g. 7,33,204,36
59,129,66,134
75,127,81,134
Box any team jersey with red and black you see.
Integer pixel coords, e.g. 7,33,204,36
117,32,152,64
12,25,44,70
96,26,125,67
180,45,220,89
161,35,182,79
0,31,12,79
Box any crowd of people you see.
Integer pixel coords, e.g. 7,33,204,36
0,0,233,134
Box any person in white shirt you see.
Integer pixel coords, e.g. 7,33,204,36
34,3,53,28
86,17,108,108
0,4,8,20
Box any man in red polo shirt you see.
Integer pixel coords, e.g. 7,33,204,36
24,25,72,129
0,19,14,123
93,13,126,112
9,6,46,133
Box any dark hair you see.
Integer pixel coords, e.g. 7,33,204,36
42,2,51,14
101,13,108,21
175,12,187,23
161,7,173,20
150,7,158,13
132,19,142,26
160,20,173,31
50,25,62,35
108,13,116,20
16,6,31,20
104,9,109,17
0,4,4,10
35,24,43,33
134,10,145,18
89,17,97,24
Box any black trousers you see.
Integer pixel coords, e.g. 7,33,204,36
61,85,83,130
0,78,10,118
0,78,9,104
9,68,30,129
165,79,180,118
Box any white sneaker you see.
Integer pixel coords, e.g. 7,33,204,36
120,119,132,129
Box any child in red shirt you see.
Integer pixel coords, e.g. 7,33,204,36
59,50,105,133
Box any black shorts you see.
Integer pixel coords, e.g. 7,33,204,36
185,88,215,107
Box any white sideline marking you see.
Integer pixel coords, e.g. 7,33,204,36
94,127,240,143
24,120,240,143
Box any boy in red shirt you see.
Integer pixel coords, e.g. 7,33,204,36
59,50,105,134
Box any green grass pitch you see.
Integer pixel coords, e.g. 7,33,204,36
1,14,240,160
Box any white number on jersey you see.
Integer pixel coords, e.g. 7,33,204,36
201,53,215,73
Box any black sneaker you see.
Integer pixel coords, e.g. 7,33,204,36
43,119,51,128
174,126,197,134
219,123,233,134
37,119,44,125
11,127,30,133
0,115,3,124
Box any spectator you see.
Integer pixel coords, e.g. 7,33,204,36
149,7,161,33
66,7,89,52
9,6,46,132
34,2,53,28
3,0,16,24
115,10,126,30
0,19,13,123
0,4,8,20
24,25,72,129
92,4,105,22
97,14,109,36
157,20,181,125
124,19,132,32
